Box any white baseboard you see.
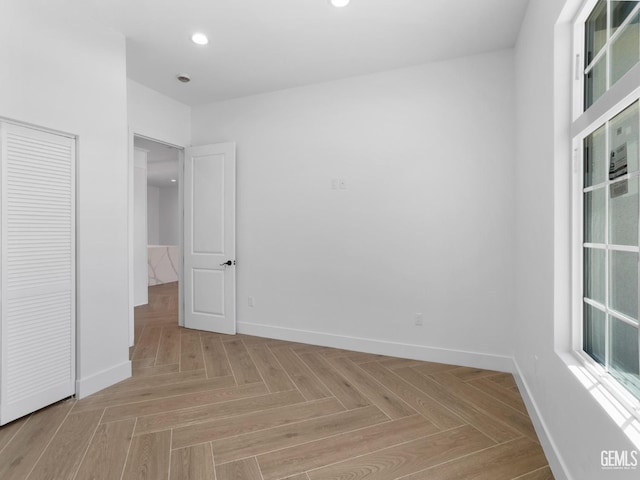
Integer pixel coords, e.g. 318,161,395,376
512,359,570,480
237,321,514,373
75,360,132,399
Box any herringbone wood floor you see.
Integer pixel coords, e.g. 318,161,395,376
0,282,554,480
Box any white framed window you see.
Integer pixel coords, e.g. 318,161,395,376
573,0,640,412
583,0,640,109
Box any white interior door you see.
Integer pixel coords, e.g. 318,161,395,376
0,122,76,425
183,143,236,334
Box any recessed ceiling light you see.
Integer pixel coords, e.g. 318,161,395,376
330,0,350,7
176,74,191,83
191,33,209,45
170,179,177,183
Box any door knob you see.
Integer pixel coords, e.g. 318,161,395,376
220,260,235,266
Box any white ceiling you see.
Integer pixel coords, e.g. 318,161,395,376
67,0,530,106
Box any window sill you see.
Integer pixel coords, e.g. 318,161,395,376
561,350,640,448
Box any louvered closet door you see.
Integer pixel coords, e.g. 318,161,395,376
0,122,75,425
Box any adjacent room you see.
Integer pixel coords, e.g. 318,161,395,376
0,0,639,479
133,136,181,307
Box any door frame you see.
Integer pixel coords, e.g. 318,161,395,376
127,129,186,346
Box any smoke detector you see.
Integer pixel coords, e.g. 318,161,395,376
176,74,191,83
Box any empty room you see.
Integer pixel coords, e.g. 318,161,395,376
0,0,639,479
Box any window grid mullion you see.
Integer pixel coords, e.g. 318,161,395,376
605,0,611,92
609,244,640,253
584,296,640,328
604,117,611,372
608,305,639,329
584,166,640,193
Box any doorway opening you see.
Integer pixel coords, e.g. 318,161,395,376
132,136,184,345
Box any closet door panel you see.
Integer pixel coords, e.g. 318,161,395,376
1,123,75,425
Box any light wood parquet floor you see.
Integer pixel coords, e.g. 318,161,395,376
0,282,554,479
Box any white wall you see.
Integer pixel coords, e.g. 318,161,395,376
0,2,130,396
514,1,639,478
192,50,517,368
147,185,178,246
158,185,180,246
127,79,191,147
147,185,160,245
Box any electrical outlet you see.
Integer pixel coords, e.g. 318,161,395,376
248,296,255,307
414,313,423,326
